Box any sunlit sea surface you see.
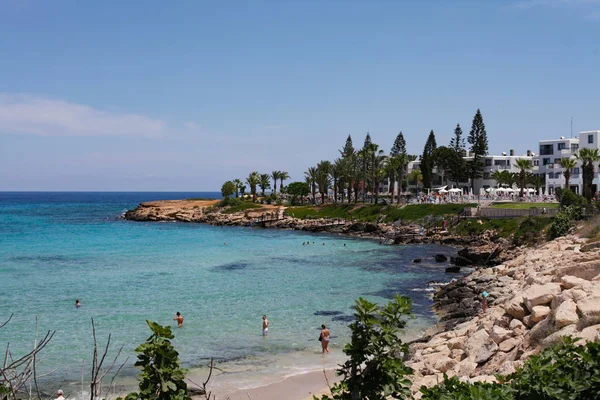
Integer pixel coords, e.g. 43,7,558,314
0,192,461,397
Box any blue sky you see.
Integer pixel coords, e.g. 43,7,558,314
1,0,599,191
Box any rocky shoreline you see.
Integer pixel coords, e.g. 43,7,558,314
406,234,600,397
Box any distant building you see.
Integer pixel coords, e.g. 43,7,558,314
538,131,600,195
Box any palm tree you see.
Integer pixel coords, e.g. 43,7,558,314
232,178,243,198
316,160,332,204
514,159,533,198
558,157,578,191
331,159,345,203
386,155,402,204
490,170,505,188
279,171,290,193
304,167,318,205
576,148,600,201
409,169,422,194
245,171,260,202
259,173,271,197
371,151,386,204
528,172,544,195
271,171,281,194
358,147,370,202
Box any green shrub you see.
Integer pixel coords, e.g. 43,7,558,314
218,197,241,207
120,321,191,400
317,295,414,400
513,217,552,246
548,206,580,239
509,337,600,400
556,188,587,208
420,375,514,400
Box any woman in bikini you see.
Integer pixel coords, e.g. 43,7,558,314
320,324,330,353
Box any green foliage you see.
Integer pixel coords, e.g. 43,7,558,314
218,197,241,207
120,321,190,400
390,131,407,156
286,203,474,223
513,217,553,246
421,337,600,400
286,181,310,205
420,375,514,400
509,337,600,400
220,180,236,199
548,206,580,239
317,295,414,400
555,188,587,208
421,130,437,189
221,201,261,214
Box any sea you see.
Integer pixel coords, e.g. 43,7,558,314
0,192,462,397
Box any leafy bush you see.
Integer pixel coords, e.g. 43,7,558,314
509,337,600,400
120,321,191,400
218,197,242,207
548,206,580,239
420,337,600,400
317,295,414,400
555,188,586,208
420,375,514,400
512,217,552,246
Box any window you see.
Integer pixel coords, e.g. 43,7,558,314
485,159,492,166
494,160,507,166
555,172,562,179
573,167,580,174
554,158,561,164
558,142,566,150
533,159,539,166
571,144,579,152
547,173,553,179
589,134,594,144
483,172,490,179
543,158,551,166
540,144,554,155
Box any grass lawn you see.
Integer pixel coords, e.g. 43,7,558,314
286,203,476,223
490,202,559,210
221,202,262,214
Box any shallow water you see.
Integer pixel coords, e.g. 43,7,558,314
0,192,460,395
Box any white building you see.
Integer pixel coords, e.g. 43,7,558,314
539,131,600,195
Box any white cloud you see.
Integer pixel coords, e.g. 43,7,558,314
0,93,166,137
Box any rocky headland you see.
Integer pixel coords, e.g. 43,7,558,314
124,200,514,266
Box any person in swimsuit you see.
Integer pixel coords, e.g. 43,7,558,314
173,312,184,327
320,324,330,353
262,315,269,336
75,299,81,308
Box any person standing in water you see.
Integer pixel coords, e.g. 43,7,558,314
262,315,269,336
75,299,81,308
320,324,330,353
173,312,184,327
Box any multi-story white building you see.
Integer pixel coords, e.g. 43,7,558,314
539,131,600,195
399,150,538,194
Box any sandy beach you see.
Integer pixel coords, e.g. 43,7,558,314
220,369,339,400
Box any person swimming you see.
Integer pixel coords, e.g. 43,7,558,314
173,312,184,327
75,299,81,308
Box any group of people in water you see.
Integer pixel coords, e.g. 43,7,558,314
172,312,331,353
302,241,346,246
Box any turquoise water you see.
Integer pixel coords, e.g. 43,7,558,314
0,192,459,395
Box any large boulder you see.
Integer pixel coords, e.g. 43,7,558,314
490,326,513,344
577,296,600,324
541,325,579,348
506,295,527,320
561,275,588,290
475,340,499,364
554,299,579,328
530,306,551,324
575,324,600,343
524,283,562,311
432,356,458,373
499,337,519,352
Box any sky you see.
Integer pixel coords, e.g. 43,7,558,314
1,0,599,191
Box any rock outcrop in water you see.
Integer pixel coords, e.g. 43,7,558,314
407,234,600,397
